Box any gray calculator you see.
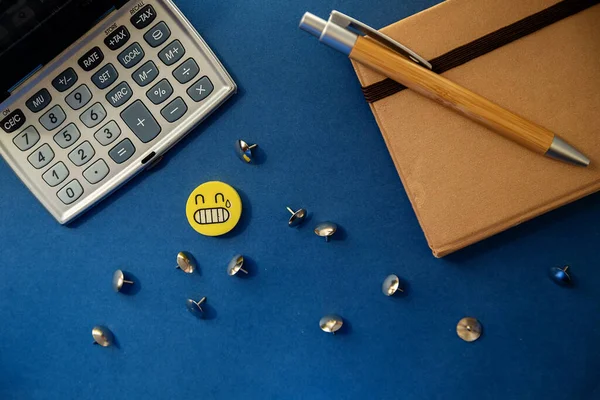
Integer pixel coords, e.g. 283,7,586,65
0,0,236,224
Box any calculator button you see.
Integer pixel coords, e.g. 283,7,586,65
57,179,83,205
187,77,214,102
120,100,161,143
42,162,69,187
106,81,133,107
77,46,104,71
83,159,110,184
80,103,107,128
53,123,80,149
39,105,66,131
94,120,121,146
132,61,159,87
109,138,136,164
173,58,199,84
104,25,130,51
131,4,156,29
13,126,40,151
52,68,78,92
118,42,145,69
68,141,95,167
161,97,187,123
28,143,54,169
65,84,92,110
144,21,170,47
146,79,173,104
1,109,25,133
91,64,118,89
25,89,52,113
159,40,185,66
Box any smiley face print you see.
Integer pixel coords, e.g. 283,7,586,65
186,181,242,236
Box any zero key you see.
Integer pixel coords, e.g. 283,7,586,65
1,109,25,133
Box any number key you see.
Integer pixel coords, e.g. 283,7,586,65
57,180,84,205
80,103,107,128
42,162,69,187
28,143,55,169
53,123,81,149
39,105,66,131
94,120,121,146
68,141,95,166
65,85,92,110
13,125,40,151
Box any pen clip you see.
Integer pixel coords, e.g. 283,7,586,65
328,10,433,70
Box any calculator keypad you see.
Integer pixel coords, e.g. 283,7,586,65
94,120,121,146
83,159,110,184
159,40,185,66
28,144,55,169
68,141,95,167
118,42,145,69
51,68,78,92
172,58,199,84
120,100,161,143
144,21,171,47
147,79,173,104
80,103,107,128
53,123,81,149
42,162,69,187
92,64,119,89
13,126,40,151
106,82,133,108
65,85,93,110
39,105,66,131
26,89,52,113
161,97,187,123
132,61,159,87
57,180,84,205
0,0,236,223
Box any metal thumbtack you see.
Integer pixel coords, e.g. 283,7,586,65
112,269,134,293
235,139,258,163
92,326,114,347
176,251,196,274
287,207,307,227
186,297,207,319
382,274,404,296
549,265,572,286
456,317,482,342
227,255,248,276
319,314,344,334
314,222,338,242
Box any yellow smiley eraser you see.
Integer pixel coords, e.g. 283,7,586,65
186,181,242,236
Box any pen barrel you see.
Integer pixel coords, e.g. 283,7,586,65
350,36,554,153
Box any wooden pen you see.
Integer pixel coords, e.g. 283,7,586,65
299,11,590,167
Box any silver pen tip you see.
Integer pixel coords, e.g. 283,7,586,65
546,136,590,167
299,12,326,38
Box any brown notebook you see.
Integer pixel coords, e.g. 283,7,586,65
352,0,600,257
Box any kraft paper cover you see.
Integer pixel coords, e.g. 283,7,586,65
352,0,600,257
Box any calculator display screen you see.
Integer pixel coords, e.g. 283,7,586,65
0,0,114,97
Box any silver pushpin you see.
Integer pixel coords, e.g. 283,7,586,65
92,326,114,347
314,222,338,242
319,314,344,334
382,274,404,296
112,269,134,293
176,251,196,274
287,207,307,227
186,297,207,318
235,139,258,163
227,254,248,276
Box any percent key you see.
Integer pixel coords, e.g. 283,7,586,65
147,79,173,105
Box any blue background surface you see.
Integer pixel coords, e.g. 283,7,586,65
1,0,599,399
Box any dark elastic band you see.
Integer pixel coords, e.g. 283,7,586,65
362,0,600,103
